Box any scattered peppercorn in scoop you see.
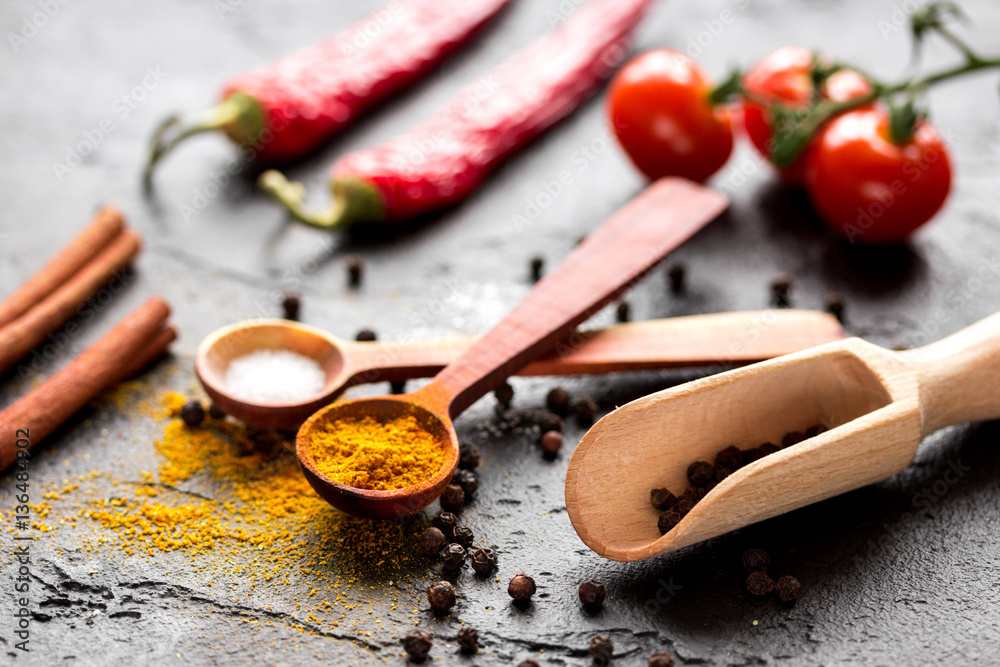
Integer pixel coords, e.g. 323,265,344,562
652,426,828,535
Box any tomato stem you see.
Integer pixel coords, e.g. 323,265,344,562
893,55,1000,92
932,24,983,65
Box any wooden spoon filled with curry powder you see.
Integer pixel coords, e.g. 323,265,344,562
309,414,447,492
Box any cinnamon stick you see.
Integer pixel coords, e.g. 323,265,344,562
0,229,141,377
0,206,125,328
0,296,171,471
117,324,177,381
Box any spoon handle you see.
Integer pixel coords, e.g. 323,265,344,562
906,311,1000,435
428,178,729,416
345,310,843,384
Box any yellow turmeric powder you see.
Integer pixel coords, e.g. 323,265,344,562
308,414,445,491
84,392,428,574
7,387,434,640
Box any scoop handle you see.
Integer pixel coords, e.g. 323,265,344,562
424,178,729,417
907,311,1000,435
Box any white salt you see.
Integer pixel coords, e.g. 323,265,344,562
224,349,326,404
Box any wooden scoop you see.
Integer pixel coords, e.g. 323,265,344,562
296,178,729,518
565,311,1000,561
196,311,844,430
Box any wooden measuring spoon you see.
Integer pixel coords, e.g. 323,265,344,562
296,178,729,518
196,311,843,430
566,311,1000,562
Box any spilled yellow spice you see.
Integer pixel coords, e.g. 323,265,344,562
308,414,446,491
1,386,439,642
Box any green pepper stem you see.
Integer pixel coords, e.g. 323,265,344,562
257,171,384,231
142,93,261,186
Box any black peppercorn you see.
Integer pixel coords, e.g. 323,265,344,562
355,329,377,342
495,381,514,408
825,292,845,322
714,465,732,483
686,461,714,487
534,409,564,433
281,290,300,321
578,579,606,608
431,512,458,539
616,301,630,322
458,443,481,470
390,381,406,395
589,634,613,665
746,570,775,596
681,486,706,503
420,527,447,558
759,442,780,456
453,469,478,497
546,387,571,416
529,255,544,282
657,510,682,535
715,445,743,471
180,401,205,428
427,580,456,612
345,254,364,288
508,573,536,600
208,403,226,420
518,660,541,667
805,423,827,438
451,525,474,549
781,431,805,448
575,397,599,425
440,484,465,513
770,273,792,307
540,430,563,456
401,629,432,661
650,488,678,511
648,652,675,667
470,548,497,575
742,548,770,571
456,626,479,654
440,543,466,570
742,447,764,466
673,498,695,516
775,575,802,602
667,263,686,294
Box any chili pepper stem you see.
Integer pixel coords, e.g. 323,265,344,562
258,171,384,231
143,92,263,185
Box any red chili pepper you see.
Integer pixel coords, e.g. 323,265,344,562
143,0,513,182
260,0,655,230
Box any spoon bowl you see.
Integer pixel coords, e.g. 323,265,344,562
566,312,1000,561
196,319,348,429
296,391,458,519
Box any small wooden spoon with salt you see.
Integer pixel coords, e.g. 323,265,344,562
566,312,1000,561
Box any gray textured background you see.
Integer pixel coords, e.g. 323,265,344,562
2,0,999,664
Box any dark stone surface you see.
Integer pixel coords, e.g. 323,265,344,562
2,0,1000,664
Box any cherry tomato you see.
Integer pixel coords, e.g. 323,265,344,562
804,108,952,244
743,47,873,184
607,49,733,183
824,69,874,104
